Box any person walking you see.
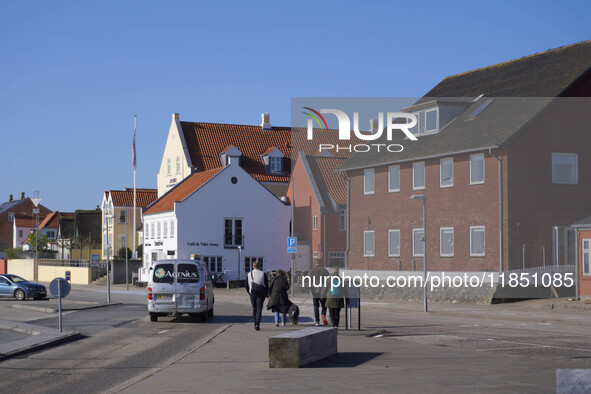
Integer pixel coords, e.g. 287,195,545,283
322,266,349,328
308,260,329,326
246,260,269,331
267,269,292,326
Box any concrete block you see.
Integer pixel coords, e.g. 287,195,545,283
269,327,337,368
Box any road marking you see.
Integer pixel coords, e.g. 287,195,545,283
158,330,171,334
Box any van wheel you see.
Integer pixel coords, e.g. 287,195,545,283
200,302,208,323
208,305,214,318
149,313,158,322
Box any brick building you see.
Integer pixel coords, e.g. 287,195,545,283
337,41,591,272
0,193,51,256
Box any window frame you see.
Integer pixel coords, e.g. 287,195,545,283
413,161,425,191
224,218,244,247
270,156,282,173
176,156,181,174
470,226,486,257
363,230,375,257
551,152,578,185
440,158,453,188
167,158,171,176
470,153,485,185
364,168,375,195
339,209,346,232
388,229,400,257
388,165,400,193
440,227,454,257
412,228,425,257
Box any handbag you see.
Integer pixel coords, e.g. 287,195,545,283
250,272,268,298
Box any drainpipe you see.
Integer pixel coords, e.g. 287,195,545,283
575,227,580,300
488,148,503,272
338,171,351,268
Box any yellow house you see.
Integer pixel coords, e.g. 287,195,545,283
101,188,157,259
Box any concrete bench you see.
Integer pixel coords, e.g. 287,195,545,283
269,327,337,368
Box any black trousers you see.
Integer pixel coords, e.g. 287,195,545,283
250,294,264,327
313,297,327,323
329,307,341,328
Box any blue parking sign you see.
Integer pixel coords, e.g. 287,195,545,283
288,237,297,253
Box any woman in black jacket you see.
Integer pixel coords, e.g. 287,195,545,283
266,270,292,326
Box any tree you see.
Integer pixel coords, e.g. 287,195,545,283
5,247,24,259
118,247,133,260
25,231,51,255
136,244,143,260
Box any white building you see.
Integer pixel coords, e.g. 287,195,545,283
140,162,291,282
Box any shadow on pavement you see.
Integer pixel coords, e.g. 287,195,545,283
306,352,383,368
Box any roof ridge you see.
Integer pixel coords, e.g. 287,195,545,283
181,120,291,129
443,40,591,82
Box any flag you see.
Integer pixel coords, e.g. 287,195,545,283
132,115,137,171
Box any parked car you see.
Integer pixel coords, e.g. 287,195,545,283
0,274,47,301
147,259,214,322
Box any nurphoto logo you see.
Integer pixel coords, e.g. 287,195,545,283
303,107,418,153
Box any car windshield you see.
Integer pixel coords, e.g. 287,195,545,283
10,276,27,283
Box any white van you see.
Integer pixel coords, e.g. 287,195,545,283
147,259,214,322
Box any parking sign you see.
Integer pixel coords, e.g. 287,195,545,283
288,237,297,253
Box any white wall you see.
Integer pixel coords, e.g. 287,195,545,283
143,163,290,281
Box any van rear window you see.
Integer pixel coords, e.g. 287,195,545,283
153,264,175,283
177,264,200,283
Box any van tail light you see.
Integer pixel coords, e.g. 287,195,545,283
200,287,205,300
148,287,153,300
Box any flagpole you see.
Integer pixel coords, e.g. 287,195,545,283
133,115,137,261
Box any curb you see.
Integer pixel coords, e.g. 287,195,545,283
11,302,122,313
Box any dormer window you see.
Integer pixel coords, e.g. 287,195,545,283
261,147,285,174
409,107,439,136
219,146,242,167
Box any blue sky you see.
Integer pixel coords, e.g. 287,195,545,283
1,0,590,212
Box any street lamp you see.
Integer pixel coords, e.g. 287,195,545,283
31,191,42,282
104,201,114,304
410,194,428,312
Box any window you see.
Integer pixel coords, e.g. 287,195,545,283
244,257,263,273
388,230,400,257
19,230,23,238
8,212,14,222
388,165,400,192
163,221,168,238
152,263,175,284
363,231,375,257
328,251,346,267
313,251,319,259
339,208,346,231
167,158,171,176
469,99,494,118
170,220,175,237
176,156,181,174
204,256,223,273
145,223,149,240
157,222,161,238
470,226,485,256
425,109,438,132
312,215,318,231
413,162,425,190
270,157,282,173
470,154,485,184
409,107,439,135
364,168,375,195
119,210,127,224
178,263,200,283
225,218,243,247
413,228,424,256
440,158,453,188
583,239,591,275
552,153,578,184
119,234,127,250
151,222,155,239
440,227,454,257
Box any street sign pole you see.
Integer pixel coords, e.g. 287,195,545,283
58,282,62,332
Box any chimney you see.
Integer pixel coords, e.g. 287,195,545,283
261,112,271,131
172,113,179,121
20,192,25,200
369,119,380,133
9,194,13,202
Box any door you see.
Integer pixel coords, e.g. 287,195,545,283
0,276,12,296
151,263,176,311
175,262,201,311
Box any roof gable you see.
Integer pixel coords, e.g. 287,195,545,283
145,167,225,215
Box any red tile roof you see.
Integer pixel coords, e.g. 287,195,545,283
14,214,45,228
180,122,360,183
105,188,158,207
306,156,348,208
37,211,59,231
145,168,224,215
